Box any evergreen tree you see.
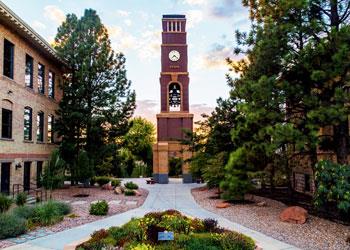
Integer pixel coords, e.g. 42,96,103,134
54,9,136,181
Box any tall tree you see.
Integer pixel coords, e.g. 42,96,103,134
54,9,136,180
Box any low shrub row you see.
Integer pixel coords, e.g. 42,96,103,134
0,200,71,239
124,182,138,190
77,210,255,250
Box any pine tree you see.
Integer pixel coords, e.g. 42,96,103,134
54,9,136,181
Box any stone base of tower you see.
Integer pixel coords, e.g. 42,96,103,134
153,141,193,184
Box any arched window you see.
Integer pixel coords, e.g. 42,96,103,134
169,82,181,111
1,99,13,139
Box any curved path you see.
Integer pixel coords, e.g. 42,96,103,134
5,178,299,250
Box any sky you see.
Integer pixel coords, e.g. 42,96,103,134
2,0,250,123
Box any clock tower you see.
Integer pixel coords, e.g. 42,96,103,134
153,14,194,184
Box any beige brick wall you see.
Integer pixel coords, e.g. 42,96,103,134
0,23,64,192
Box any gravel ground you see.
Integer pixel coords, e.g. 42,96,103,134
0,186,148,249
192,187,350,250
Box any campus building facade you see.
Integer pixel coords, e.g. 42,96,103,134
0,2,64,194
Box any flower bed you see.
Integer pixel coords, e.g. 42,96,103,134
76,210,255,250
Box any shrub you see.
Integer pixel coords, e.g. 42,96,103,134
124,182,138,190
122,218,144,242
15,192,28,206
95,176,111,187
50,201,71,215
11,205,35,219
108,226,129,245
314,160,350,214
0,194,12,213
181,233,221,250
203,218,218,232
124,189,136,196
89,200,109,216
220,232,255,250
0,214,27,239
33,201,69,226
111,179,121,187
124,243,155,250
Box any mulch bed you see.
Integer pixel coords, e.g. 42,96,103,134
192,187,350,250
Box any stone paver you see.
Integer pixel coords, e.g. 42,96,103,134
108,200,121,205
70,201,87,205
125,200,138,206
5,178,299,250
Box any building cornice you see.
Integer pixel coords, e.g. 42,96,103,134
0,1,65,66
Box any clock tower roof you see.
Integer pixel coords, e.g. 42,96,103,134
162,14,185,19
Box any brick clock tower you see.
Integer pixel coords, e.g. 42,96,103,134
153,14,193,184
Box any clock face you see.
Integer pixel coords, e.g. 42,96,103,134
169,50,180,61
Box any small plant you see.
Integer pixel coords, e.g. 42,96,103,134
11,205,35,219
32,200,70,226
124,189,136,196
89,200,109,216
95,176,111,186
111,179,121,187
124,182,138,190
0,214,27,239
15,192,28,206
220,231,255,250
0,194,12,213
203,218,218,232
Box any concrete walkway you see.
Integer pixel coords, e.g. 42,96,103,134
5,178,299,250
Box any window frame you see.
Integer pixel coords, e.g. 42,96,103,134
3,39,14,79
25,54,34,88
47,114,54,143
48,71,55,98
1,108,12,139
36,111,44,142
38,63,45,94
24,107,33,141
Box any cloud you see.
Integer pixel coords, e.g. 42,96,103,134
185,10,204,28
137,29,161,60
183,0,208,6
209,0,243,18
124,19,132,26
133,100,214,125
116,10,130,17
31,20,46,30
44,5,65,24
195,43,233,69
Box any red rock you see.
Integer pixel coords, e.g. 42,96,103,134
216,202,231,209
279,206,308,224
102,183,113,190
134,190,142,196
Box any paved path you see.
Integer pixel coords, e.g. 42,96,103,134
5,178,299,250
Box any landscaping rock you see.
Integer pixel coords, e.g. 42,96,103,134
114,186,124,195
256,201,267,207
279,206,308,224
216,202,231,209
102,183,113,190
134,190,142,196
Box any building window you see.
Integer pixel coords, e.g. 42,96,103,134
38,63,45,94
37,111,44,142
3,39,14,79
48,71,55,98
169,82,181,111
304,174,311,192
48,114,54,143
25,54,33,88
1,108,12,139
24,107,32,141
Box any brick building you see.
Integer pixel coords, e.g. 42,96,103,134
0,2,65,194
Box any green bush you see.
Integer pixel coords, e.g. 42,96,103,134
220,232,255,250
95,176,111,186
33,200,70,226
11,205,35,219
124,189,136,196
111,179,121,187
0,194,12,213
50,201,71,215
108,226,129,245
89,200,109,216
0,214,27,239
314,160,350,214
124,182,138,190
15,192,28,206
179,233,221,250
